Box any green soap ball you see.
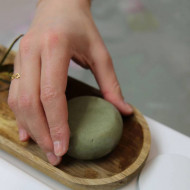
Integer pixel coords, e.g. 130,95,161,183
67,96,123,160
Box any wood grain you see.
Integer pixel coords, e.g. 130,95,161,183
0,45,151,190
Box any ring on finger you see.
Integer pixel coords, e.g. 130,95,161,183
11,73,21,80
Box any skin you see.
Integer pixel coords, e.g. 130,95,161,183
8,0,133,166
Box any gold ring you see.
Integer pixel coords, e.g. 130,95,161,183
11,73,21,80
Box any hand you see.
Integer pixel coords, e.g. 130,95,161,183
8,0,133,165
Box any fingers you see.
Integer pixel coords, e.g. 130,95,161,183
41,34,70,157
17,119,30,142
17,37,61,165
8,53,30,142
90,44,133,115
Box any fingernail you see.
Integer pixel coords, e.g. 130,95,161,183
124,102,133,112
54,141,63,156
19,129,27,141
46,152,61,165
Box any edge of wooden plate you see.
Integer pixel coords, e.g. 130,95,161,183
0,106,151,189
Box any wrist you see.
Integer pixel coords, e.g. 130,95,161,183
37,0,91,8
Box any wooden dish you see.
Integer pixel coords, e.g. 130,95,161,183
0,46,151,190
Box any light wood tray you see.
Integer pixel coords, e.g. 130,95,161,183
0,46,151,190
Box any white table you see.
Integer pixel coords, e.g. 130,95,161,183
1,116,190,190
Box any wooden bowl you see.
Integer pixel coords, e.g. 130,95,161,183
0,47,151,190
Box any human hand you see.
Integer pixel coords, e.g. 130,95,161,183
8,0,133,165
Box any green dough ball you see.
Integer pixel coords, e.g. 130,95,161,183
67,96,123,160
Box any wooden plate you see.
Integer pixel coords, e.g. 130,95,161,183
0,46,151,190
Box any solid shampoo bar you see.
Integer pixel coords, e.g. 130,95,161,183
67,96,123,160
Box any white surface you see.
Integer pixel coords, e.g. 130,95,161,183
0,158,52,190
138,154,190,190
0,117,190,190
119,117,190,190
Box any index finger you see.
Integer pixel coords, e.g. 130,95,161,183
90,44,133,115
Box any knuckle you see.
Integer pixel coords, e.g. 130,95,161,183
36,136,52,152
49,125,64,139
42,30,60,48
19,34,33,54
103,81,121,101
41,86,59,103
18,94,34,110
112,81,121,91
